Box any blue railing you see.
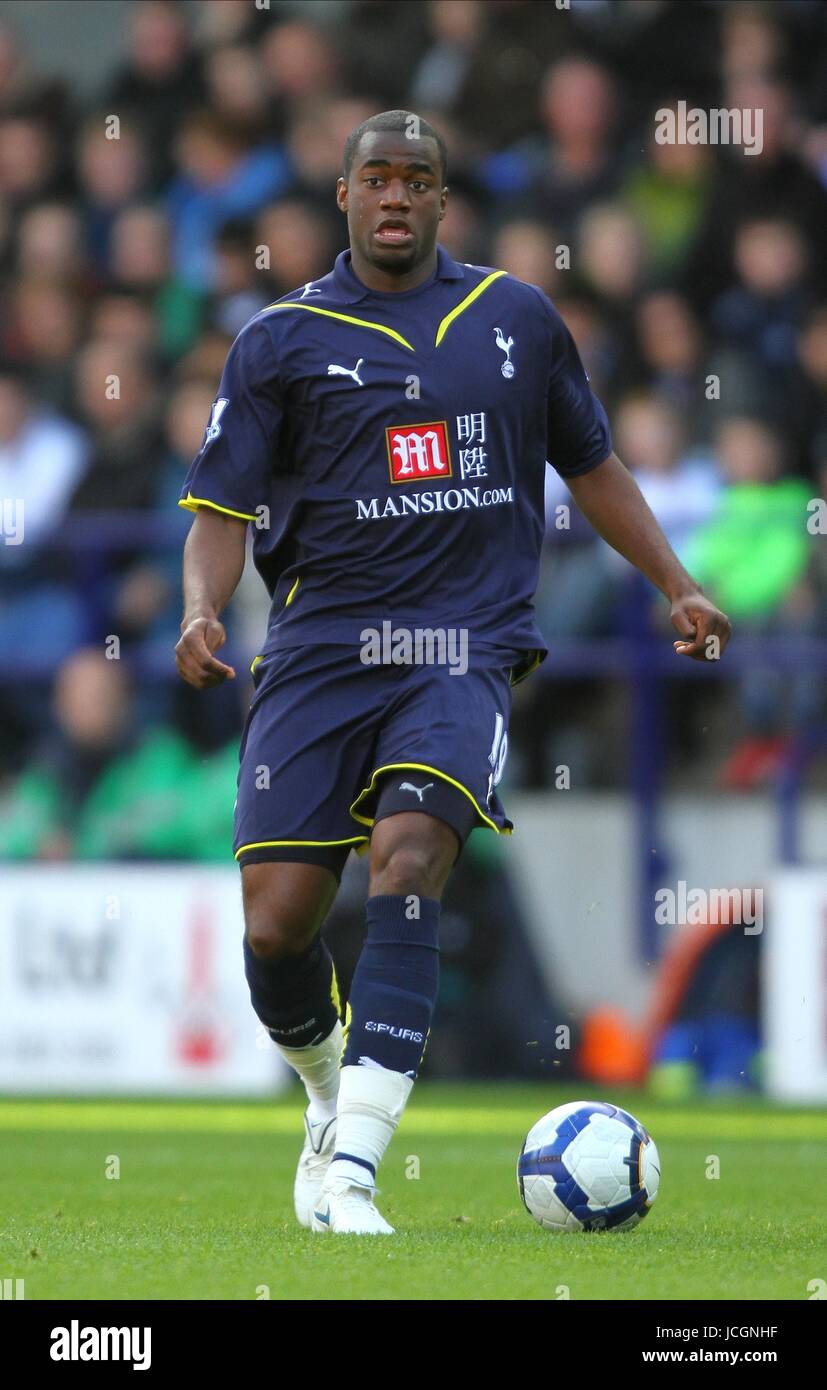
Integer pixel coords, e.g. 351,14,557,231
3,514,825,961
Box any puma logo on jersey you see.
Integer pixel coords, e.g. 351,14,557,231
300,282,322,298
494,326,515,378
327,358,364,386
399,781,434,802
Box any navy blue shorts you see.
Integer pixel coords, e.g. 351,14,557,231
233,643,528,872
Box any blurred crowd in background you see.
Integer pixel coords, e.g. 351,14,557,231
1,0,827,863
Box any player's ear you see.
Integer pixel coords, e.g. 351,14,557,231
335,177,348,213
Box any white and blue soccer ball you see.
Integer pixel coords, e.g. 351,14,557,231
517,1100,660,1233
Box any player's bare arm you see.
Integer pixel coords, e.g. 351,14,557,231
175,508,247,689
567,451,732,662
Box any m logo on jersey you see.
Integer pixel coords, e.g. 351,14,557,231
386,421,452,483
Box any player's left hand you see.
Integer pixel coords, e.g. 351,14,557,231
670,591,731,662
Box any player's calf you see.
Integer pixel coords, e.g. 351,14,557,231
241,862,344,1226
317,815,454,1233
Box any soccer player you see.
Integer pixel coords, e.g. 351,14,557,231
175,110,731,1235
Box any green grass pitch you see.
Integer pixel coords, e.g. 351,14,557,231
1,1084,824,1301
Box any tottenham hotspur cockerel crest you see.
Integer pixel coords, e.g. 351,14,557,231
494,326,515,378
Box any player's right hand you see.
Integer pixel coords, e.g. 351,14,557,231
175,617,237,689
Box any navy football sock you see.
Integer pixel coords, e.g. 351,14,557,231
340,895,440,1078
243,935,339,1048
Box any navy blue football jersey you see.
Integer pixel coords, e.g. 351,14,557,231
179,246,611,676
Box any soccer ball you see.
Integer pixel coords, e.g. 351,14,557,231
517,1100,660,1232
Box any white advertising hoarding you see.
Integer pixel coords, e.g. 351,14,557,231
765,869,827,1102
0,866,288,1094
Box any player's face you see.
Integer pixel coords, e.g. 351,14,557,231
337,131,447,278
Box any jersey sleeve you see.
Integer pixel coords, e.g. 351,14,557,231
178,320,282,521
535,289,612,479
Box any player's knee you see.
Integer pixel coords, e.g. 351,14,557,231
242,888,315,961
244,911,312,961
241,862,334,960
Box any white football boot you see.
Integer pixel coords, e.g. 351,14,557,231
311,1172,394,1235
294,1110,337,1229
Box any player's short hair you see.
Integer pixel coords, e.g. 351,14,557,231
342,110,448,184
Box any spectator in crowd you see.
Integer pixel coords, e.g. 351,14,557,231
490,218,564,300
550,291,619,404
191,0,264,53
0,112,66,212
255,198,336,299
75,115,150,274
15,202,86,283
0,365,88,663
259,20,342,115
621,101,713,279
613,393,719,561
70,341,162,511
0,21,36,116
787,304,827,475
719,2,789,85
174,329,233,391
89,293,157,355
108,204,203,360
0,647,236,861
800,447,827,638
538,392,718,659
576,201,649,333
0,0,825,801
432,178,486,263
212,217,270,337
2,278,84,415
683,76,827,309
284,97,373,206
203,42,270,133
167,108,292,291
105,0,206,189
686,417,811,624
410,0,482,116
710,216,813,374
443,0,560,154
0,365,87,548
684,417,817,786
573,0,719,131
519,58,622,236
628,291,713,437
109,376,216,668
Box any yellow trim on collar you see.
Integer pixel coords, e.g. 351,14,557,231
260,302,415,352
348,761,511,835
434,270,507,346
261,270,507,353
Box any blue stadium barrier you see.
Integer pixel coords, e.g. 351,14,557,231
3,513,824,965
